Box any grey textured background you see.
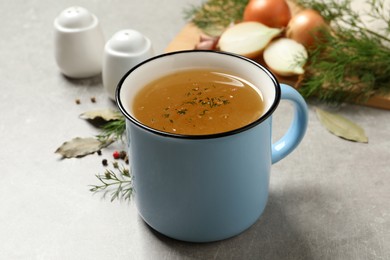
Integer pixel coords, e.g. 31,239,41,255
0,0,389,259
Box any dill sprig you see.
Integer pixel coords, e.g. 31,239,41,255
96,116,126,143
296,0,390,103
300,29,390,103
89,162,133,202
184,0,249,36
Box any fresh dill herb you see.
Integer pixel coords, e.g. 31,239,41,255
184,0,249,36
96,116,126,143
89,162,133,202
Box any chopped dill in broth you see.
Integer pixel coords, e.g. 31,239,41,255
132,69,264,135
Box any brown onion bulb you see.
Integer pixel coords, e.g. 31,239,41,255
243,0,292,28
286,9,327,48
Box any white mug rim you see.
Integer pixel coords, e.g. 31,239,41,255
116,50,281,139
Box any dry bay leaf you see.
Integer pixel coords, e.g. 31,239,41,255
316,108,368,143
55,137,113,158
80,109,122,122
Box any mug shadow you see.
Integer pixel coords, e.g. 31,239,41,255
139,185,338,260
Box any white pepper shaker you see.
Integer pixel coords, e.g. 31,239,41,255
103,29,153,100
54,6,105,78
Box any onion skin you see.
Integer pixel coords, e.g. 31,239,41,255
195,40,216,50
286,9,327,48
243,0,292,28
195,34,219,50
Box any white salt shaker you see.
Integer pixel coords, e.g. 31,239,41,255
54,6,105,78
103,29,153,100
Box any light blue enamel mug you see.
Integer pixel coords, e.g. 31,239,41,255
116,50,308,242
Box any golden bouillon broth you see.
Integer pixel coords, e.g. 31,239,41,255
132,69,264,135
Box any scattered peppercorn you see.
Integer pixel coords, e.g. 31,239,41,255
113,151,120,159
119,150,127,160
91,97,96,103
97,150,102,156
102,159,108,166
75,99,81,105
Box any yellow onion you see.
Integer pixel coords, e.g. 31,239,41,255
243,0,291,28
286,9,327,48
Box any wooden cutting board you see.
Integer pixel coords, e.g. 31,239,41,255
165,24,390,110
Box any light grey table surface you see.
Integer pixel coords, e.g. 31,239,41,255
0,0,389,259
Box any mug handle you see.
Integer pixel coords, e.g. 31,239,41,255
272,84,308,164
